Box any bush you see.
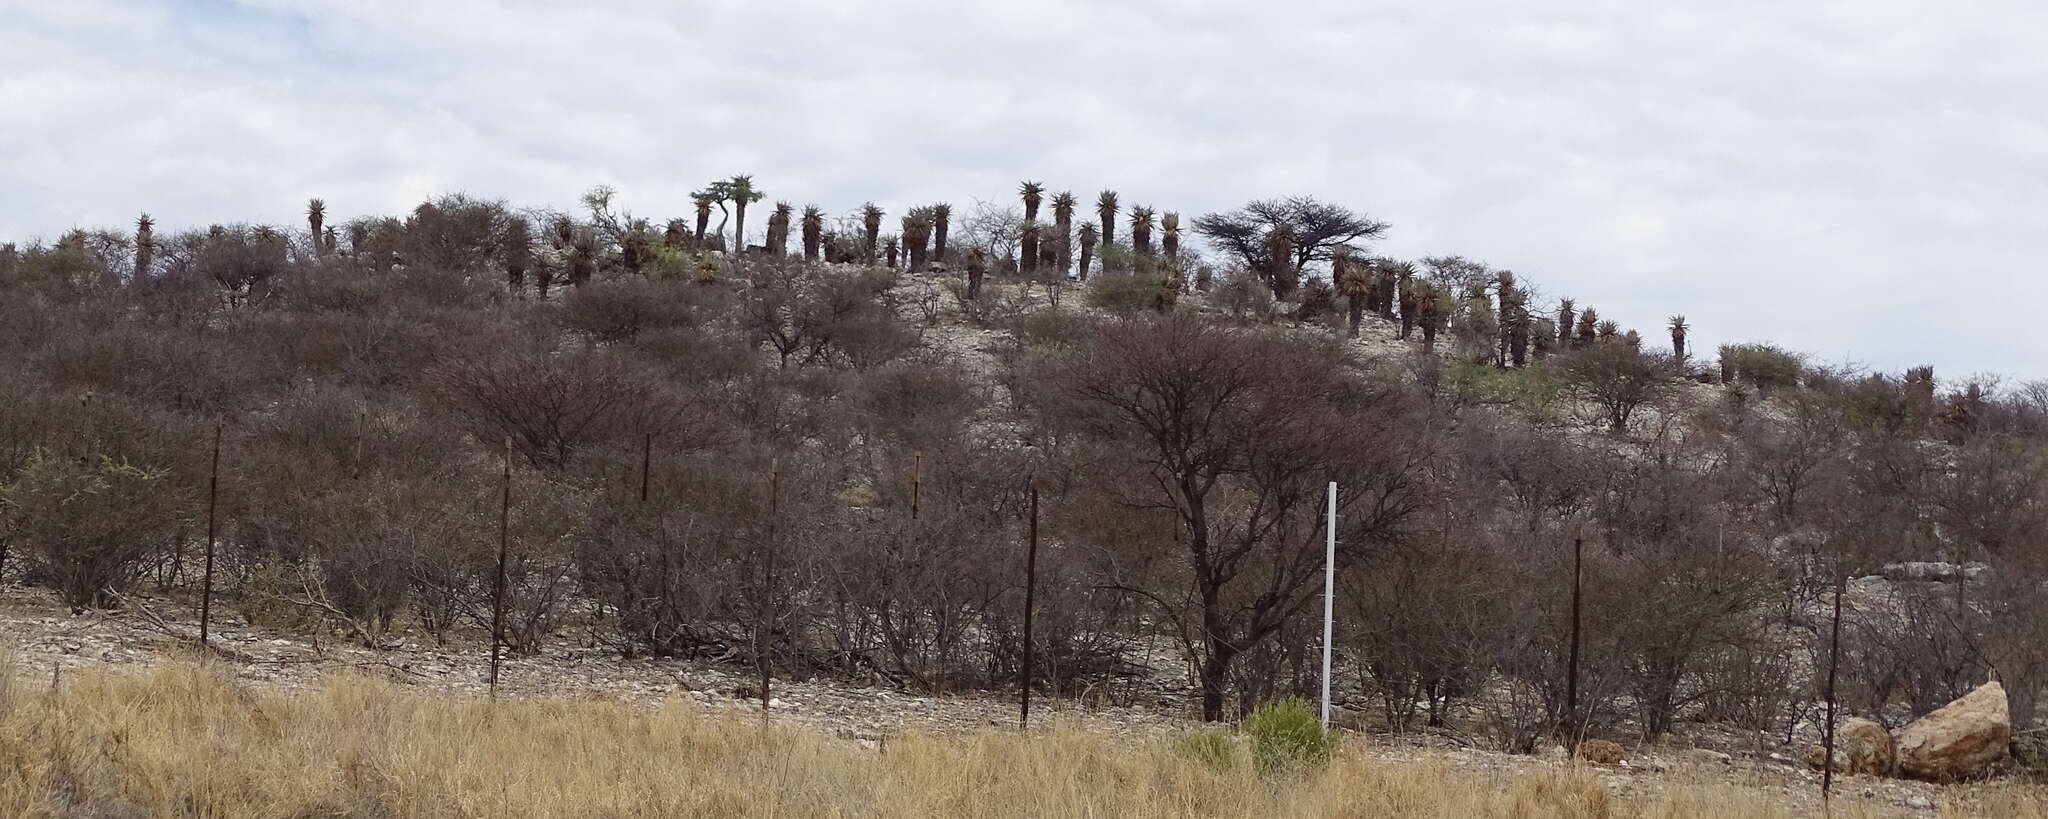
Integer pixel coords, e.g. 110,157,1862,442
1083,271,1167,315
1172,726,1239,772
0,450,185,609
1725,343,1803,396
1240,696,1333,774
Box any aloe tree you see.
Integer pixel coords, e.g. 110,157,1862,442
1131,206,1155,256
861,203,883,265
1575,308,1598,347
1020,181,1044,223
1398,275,1418,339
885,235,901,269
1496,270,1517,366
1597,320,1620,344
1076,222,1099,281
663,219,688,250
801,206,824,261
932,203,952,262
322,227,338,256
502,216,532,294
1558,299,1577,347
1095,191,1119,246
1264,225,1298,299
1419,285,1444,353
1052,192,1077,274
1668,315,1689,361
570,227,596,287
767,202,793,256
1161,211,1180,260
966,247,988,300
692,192,716,248
903,207,934,271
725,175,763,253
1335,253,1370,337
133,214,155,281
307,199,327,257
1020,220,1040,275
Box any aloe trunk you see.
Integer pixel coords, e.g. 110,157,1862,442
133,214,155,281
932,203,952,263
1021,220,1039,276
1052,193,1076,275
862,204,883,266
1076,222,1098,281
801,206,823,261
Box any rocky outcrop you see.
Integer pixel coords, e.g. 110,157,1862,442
1801,718,1895,776
1894,681,2010,782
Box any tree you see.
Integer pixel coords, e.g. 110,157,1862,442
1192,197,1389,297
1052,192,1077,274
903,208,935,272
1162,212,1181,261
766,202,793,257
801,205,824,261
1263,225,1298,299
725,175,764,254
502,216,532,295
1,450,186,609
861,203,884,266
1130,206,1155,256
1558,344,1680,432
1669,315,1689,362
1335,253,1370,337
133,214,155,281
1095,191,1119,247
1076,222,1098,281
1019,181,1044,224
931,202,952,262
1043,315,1429,720
691,192,716,249
307,199,327,257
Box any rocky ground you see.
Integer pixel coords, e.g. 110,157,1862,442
3,582,2027,817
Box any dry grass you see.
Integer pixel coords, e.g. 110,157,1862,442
0,655,2037,818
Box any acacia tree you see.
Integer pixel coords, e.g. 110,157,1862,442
1559,344,1680,432
1043,315,1429,720
1192,197,1389,298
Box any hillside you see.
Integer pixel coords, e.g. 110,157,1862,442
3,186,2047,815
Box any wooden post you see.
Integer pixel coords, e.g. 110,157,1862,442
1020,481,1040,728
1822,561,1848,800
639,432,652,505
1565,522,1584,742
757,459,781,722
910,451,923,520
489,437,510,696
199,423,222,649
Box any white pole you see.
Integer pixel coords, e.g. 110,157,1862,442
1321,480,1336,731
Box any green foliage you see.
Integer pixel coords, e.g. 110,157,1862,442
1172,726,1239,772
1,449,183,609
1241,696,1333,774
1083,271,1167,315
1725,343,1804,396
1441,359,1563,417
2014,734,2048,780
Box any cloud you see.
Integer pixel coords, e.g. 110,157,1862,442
3,0,2044,380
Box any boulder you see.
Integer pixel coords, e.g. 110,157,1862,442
1575,739,1625,765
1894,681,2010,782
1800,718,1894,776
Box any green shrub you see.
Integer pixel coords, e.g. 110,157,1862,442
1083,272,1166,314
1240,696,1332,774
1442,359,1563,417
1172,726,1239,772
1725,343,1803,396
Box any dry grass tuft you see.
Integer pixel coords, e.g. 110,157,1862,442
0,661,2037,817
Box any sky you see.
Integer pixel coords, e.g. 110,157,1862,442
3,0,2045,381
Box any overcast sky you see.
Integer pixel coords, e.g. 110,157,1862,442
4,0,2043,381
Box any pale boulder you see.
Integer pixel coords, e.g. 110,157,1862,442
1894,681,2010,782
